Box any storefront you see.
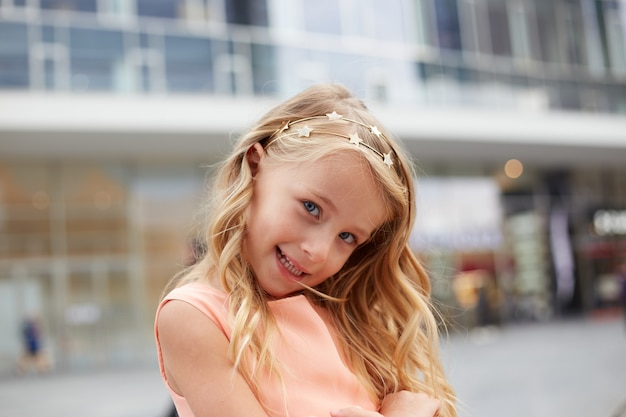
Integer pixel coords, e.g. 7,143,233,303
414,165,626,329
0,162,204,373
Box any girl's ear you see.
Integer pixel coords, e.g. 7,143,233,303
246,142,265,177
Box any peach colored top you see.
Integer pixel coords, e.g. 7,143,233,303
155,282,378,417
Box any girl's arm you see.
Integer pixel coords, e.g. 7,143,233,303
157,300,270,417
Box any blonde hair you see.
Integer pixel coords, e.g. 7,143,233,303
165,84,457,417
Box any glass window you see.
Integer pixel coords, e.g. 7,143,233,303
41,25,56,44
525,1,590,67
509,2,531,59
458,0,479,53
99,0,135,18
40,0,97,13
458,0,499,56
275,46,328,92
486,0,512,56
521,1,543,62
302,0,341,34
417,62,470,84
139,32,151,49
62,165,129,256
369,0,409,42
106,270,137,362
0,163,53,259
533,0,563,64
411,0,462,49
69,28,125,91
544,78,582,110
601,0,626,76
214,52,251,95
414,0,434,47
579,0,606,76
0,22,29,88
164,35,215,92
561,0,589,67
434,0,462,51
607,83,626,113
341,0,367,37
205,0,226,22
326,51,367,89
225,0,268,26
250,43,276,95
136,0,181,19
140,64,151,91
44,58,56,90
342,0,409,41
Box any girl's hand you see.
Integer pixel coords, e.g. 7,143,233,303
329,391,440,417
380,391,440,417
330,406,382,417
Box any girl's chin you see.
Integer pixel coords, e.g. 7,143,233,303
262,288,304,300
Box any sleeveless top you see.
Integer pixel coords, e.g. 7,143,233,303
155,282,378,417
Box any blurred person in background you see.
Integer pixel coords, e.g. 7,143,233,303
16,314,51,375
155,84,456,417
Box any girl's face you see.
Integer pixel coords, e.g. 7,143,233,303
244,144,387,299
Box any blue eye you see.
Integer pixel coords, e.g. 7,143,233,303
339,231,356,244
303,201,320,217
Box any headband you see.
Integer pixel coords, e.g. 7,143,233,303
265,111,394,167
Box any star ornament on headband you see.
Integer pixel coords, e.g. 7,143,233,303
266,111,394,167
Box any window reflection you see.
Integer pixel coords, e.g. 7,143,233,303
561,0,589,66
136,0,180,19
69,28,125,91
0,22,29,88
44,58,56,90
342,0,409,41
164,35,214,92
225,0,268,26
250,43,276,95
533,0,562,64
370,0,408,41
417,0,467,51
40,0,97,13
508,2,531,60
600,0,626,76
42,25,56,43
434,0,462,51
486,0,511,56
303,0,341,34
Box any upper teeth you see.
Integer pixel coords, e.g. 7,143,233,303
279,250,303,276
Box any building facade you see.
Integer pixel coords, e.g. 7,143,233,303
1,0,626,373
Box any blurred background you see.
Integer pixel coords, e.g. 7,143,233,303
0,0,625,416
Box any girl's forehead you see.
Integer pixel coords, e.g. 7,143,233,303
272,150,371,183
270,153,390,225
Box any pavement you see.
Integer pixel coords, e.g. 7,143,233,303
0,315,625,417
442,315,626,417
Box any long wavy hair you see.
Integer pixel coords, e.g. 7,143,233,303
165,83,457,417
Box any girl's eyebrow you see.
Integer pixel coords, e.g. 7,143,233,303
310,189,336,212
309,188,372,240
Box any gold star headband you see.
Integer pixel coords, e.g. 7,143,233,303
265,111,394,167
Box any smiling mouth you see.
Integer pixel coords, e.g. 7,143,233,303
277,248,305,277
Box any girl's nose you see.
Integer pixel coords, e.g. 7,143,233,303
301,232,333,264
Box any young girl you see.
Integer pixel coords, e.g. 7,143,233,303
155,84,457,417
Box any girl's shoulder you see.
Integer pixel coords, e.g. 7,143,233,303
158,281,231,334
166,281,228,302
